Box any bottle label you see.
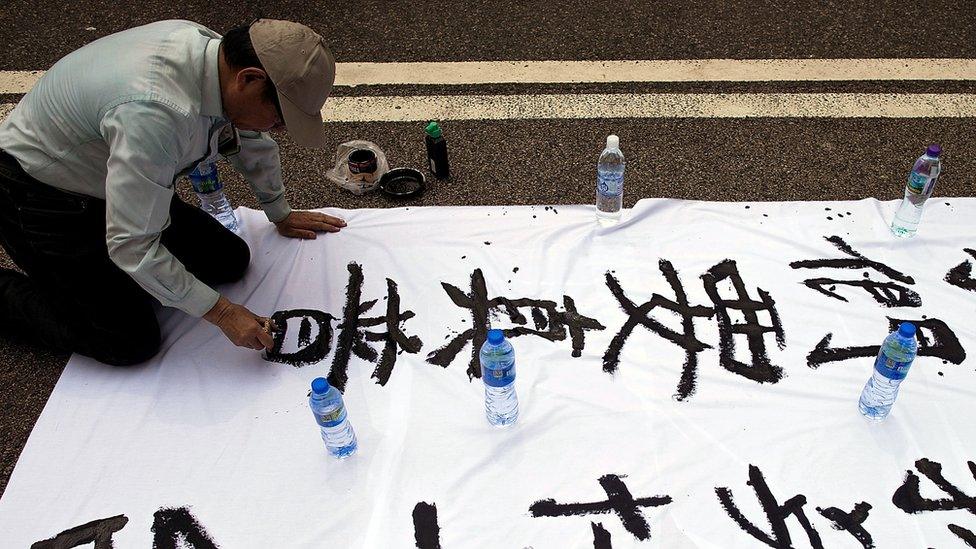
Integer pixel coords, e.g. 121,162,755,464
482,359,515,387
189,163,222,193
907,172,927,195
874,351,912,380
315,404,347,428
598,173,624,197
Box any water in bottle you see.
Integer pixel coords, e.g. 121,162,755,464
596,134,625,225
480,329,518,426
308,377,358,458
891,144,941,238
858,322,918,421
189,161,240,233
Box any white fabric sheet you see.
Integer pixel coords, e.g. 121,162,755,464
1,198,974,548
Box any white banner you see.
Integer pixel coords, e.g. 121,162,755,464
2,199,974,548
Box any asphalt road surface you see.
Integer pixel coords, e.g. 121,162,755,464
0,1,974,496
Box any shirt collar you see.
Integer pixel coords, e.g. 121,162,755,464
201,38,225,119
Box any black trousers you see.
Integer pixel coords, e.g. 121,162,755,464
0,150,250,365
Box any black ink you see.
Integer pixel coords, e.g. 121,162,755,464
790,236,919,307
592,522,612,549
32,515,128,549
807,317,966,369
413,502,442,549
484,241,491,245
603,260,714,400
513,267,520,274
798,278,921,308
330,264,423,391
702,259,786,385
298,317,313,347
715,464,824,549
265,309,335,367
949,524,976,547
817,502,874,548
945,248,976,292
428,268,604,378
151,507,219,549
892,458,976,515
530,474,672,542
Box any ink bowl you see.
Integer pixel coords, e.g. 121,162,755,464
379,168,425,199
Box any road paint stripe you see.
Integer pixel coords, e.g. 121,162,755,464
4,94,975,123
333,59,976,87
320,93,976,122
2,58,975,93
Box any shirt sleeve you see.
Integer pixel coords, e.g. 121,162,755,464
100,101,220,318
226,130,292,223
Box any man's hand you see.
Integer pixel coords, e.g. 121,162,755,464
275,210,346,239
204,296,275,350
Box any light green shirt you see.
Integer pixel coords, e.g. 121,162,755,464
0,20,292,317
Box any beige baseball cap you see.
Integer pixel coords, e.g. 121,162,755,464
249,19,335,148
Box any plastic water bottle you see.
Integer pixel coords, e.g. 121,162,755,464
858,323,918,421
308,377,358,458
189,161,240,233
596,134,625,225
891,144,941,238
480,329,519,426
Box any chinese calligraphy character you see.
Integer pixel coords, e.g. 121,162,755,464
701,259,786,385
715,465,824,548
790,236,920,308
530,474,672,543
603,260,714,400
427,268,604,379
893,458,976,545
329,263,423,391
807,317,966,369
265,308,335,367
264,263,423,392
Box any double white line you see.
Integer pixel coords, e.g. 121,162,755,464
2,59,976,121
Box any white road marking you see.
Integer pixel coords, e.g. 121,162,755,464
3,93,976,123
319,93,976,122
1,58,975,93
332,59,976,86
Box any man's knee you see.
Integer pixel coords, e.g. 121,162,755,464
213,235,250,284
226,236,250,282
188,234,250,286
89,323,162,367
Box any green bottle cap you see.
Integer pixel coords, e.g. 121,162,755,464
425,121,442,138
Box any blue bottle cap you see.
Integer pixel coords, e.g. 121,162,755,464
311,377,330,394
487,329,504,345
897,322,916,338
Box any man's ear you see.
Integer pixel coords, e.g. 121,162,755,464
236,67,269,89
